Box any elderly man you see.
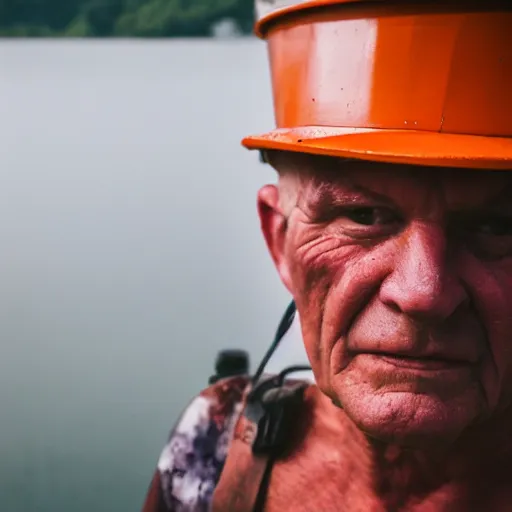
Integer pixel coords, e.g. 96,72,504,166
142,1,512,510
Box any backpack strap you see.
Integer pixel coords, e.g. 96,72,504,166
212,371,310,512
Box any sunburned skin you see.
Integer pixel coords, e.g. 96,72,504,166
257,151,512,510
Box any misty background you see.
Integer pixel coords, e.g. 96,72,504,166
0,39,304,511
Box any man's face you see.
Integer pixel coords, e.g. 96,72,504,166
258,152,512,445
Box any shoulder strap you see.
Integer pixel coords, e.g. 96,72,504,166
212,372,310,512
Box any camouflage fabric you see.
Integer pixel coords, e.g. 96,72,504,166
142,376,249,512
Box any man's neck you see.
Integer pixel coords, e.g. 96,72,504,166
264,387,512,511
317,389,512,507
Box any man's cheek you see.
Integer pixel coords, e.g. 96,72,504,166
293,264,330,349
472,263,512,409
286,255,329,367
288,253,343,385
290,234,356,297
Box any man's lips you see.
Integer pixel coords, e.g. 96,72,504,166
358,352,475,370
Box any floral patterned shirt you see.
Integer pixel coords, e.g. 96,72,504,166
141,376,250,512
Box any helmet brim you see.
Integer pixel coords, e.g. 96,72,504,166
242,127,512,170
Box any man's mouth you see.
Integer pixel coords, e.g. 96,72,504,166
364,352,473,371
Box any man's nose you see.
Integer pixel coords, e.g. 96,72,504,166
379,223,468,322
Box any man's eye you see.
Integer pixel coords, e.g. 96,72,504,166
456,215,512,260
344,207,401,226
471,217,512,236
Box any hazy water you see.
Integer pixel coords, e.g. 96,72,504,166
0,39,296,511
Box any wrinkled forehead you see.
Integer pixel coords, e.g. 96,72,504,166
267,151,512,210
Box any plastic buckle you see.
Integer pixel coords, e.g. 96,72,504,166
245,378,307,456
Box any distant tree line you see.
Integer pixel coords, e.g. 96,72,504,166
0,0,255,37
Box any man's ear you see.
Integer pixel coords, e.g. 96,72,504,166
257,185,294,294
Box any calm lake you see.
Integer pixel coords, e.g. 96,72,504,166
0,39,302,511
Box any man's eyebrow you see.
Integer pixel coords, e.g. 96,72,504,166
450,182,512,213
304,179,396,208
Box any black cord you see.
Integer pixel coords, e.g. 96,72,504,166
277,365,312,385
252,300,297,384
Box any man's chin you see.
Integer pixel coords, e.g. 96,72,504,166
336,389,480,446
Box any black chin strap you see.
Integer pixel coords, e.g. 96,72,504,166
213,301,313,512
252,301,312,384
